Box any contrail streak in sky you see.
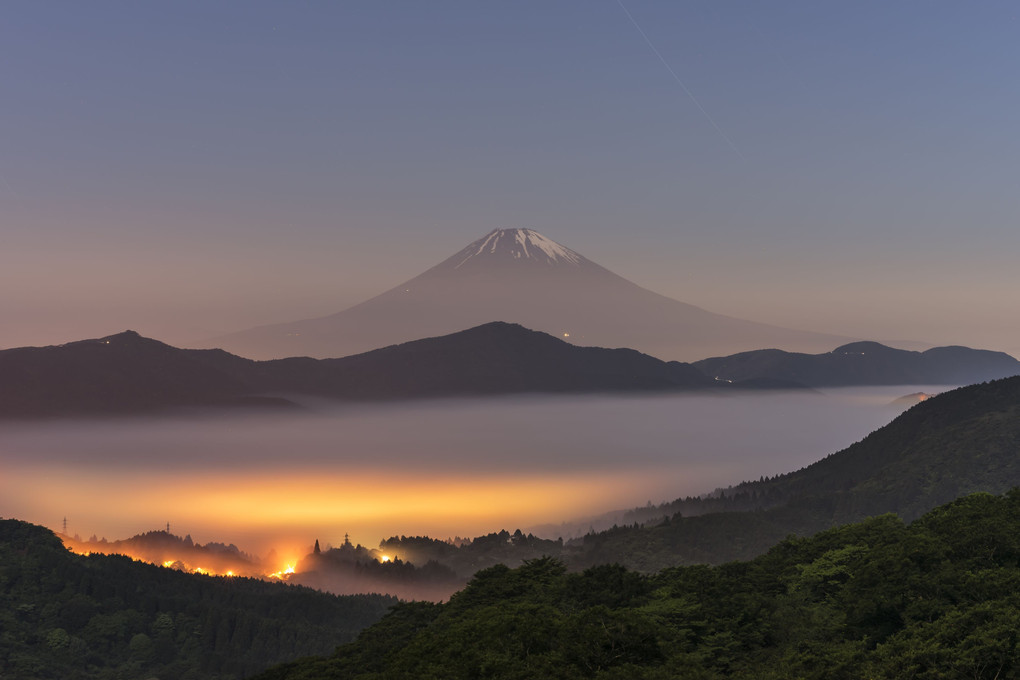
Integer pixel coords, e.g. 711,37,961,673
0,175,17,198
615,0,745,160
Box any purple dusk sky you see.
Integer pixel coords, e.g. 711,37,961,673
2,2,1019,356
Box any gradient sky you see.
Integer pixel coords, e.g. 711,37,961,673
3,1,1019,355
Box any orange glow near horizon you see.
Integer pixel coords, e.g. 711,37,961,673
6,465,656,557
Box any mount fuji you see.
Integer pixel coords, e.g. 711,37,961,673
209,229,849,361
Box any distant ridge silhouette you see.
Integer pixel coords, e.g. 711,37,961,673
4,323,1015,419
694,341,1020,386
0,322,715,418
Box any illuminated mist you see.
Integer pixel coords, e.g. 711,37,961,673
0,388,930,561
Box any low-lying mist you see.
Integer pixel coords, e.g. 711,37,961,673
0,387,939,556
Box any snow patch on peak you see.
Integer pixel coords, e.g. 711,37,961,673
472,231,500,258
452,228,582,268
512,229,582,264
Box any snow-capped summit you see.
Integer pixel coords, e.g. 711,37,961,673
208,229,849,361
448,229,584,269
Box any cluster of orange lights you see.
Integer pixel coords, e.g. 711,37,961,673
72,549,250,578
267,564,297,579
158,560,238,577
63,540,297,581
65,539,408,584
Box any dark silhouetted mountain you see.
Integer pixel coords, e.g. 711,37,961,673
8,324,1012,420
208,228,849,361
0,330,288,417
693,340,1020,386
0,323,719,418
220,321,718,399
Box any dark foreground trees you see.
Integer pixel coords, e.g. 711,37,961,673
0,519,396,679
258,490,1020,680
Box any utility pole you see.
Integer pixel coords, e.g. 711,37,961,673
63,517,67,534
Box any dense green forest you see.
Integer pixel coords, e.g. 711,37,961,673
258,490,1020,679
0,519,396,679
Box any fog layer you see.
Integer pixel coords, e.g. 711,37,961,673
0,388,935,553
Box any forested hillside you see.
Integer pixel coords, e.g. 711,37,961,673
0,519,396,679
574,376,1020,569
258,490,1020,680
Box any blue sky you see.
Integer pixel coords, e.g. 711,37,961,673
3,1,1018,353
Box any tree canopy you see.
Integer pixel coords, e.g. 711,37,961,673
0,519,396,679
256,490,1020,680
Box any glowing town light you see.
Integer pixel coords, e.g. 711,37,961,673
268,563,296,579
